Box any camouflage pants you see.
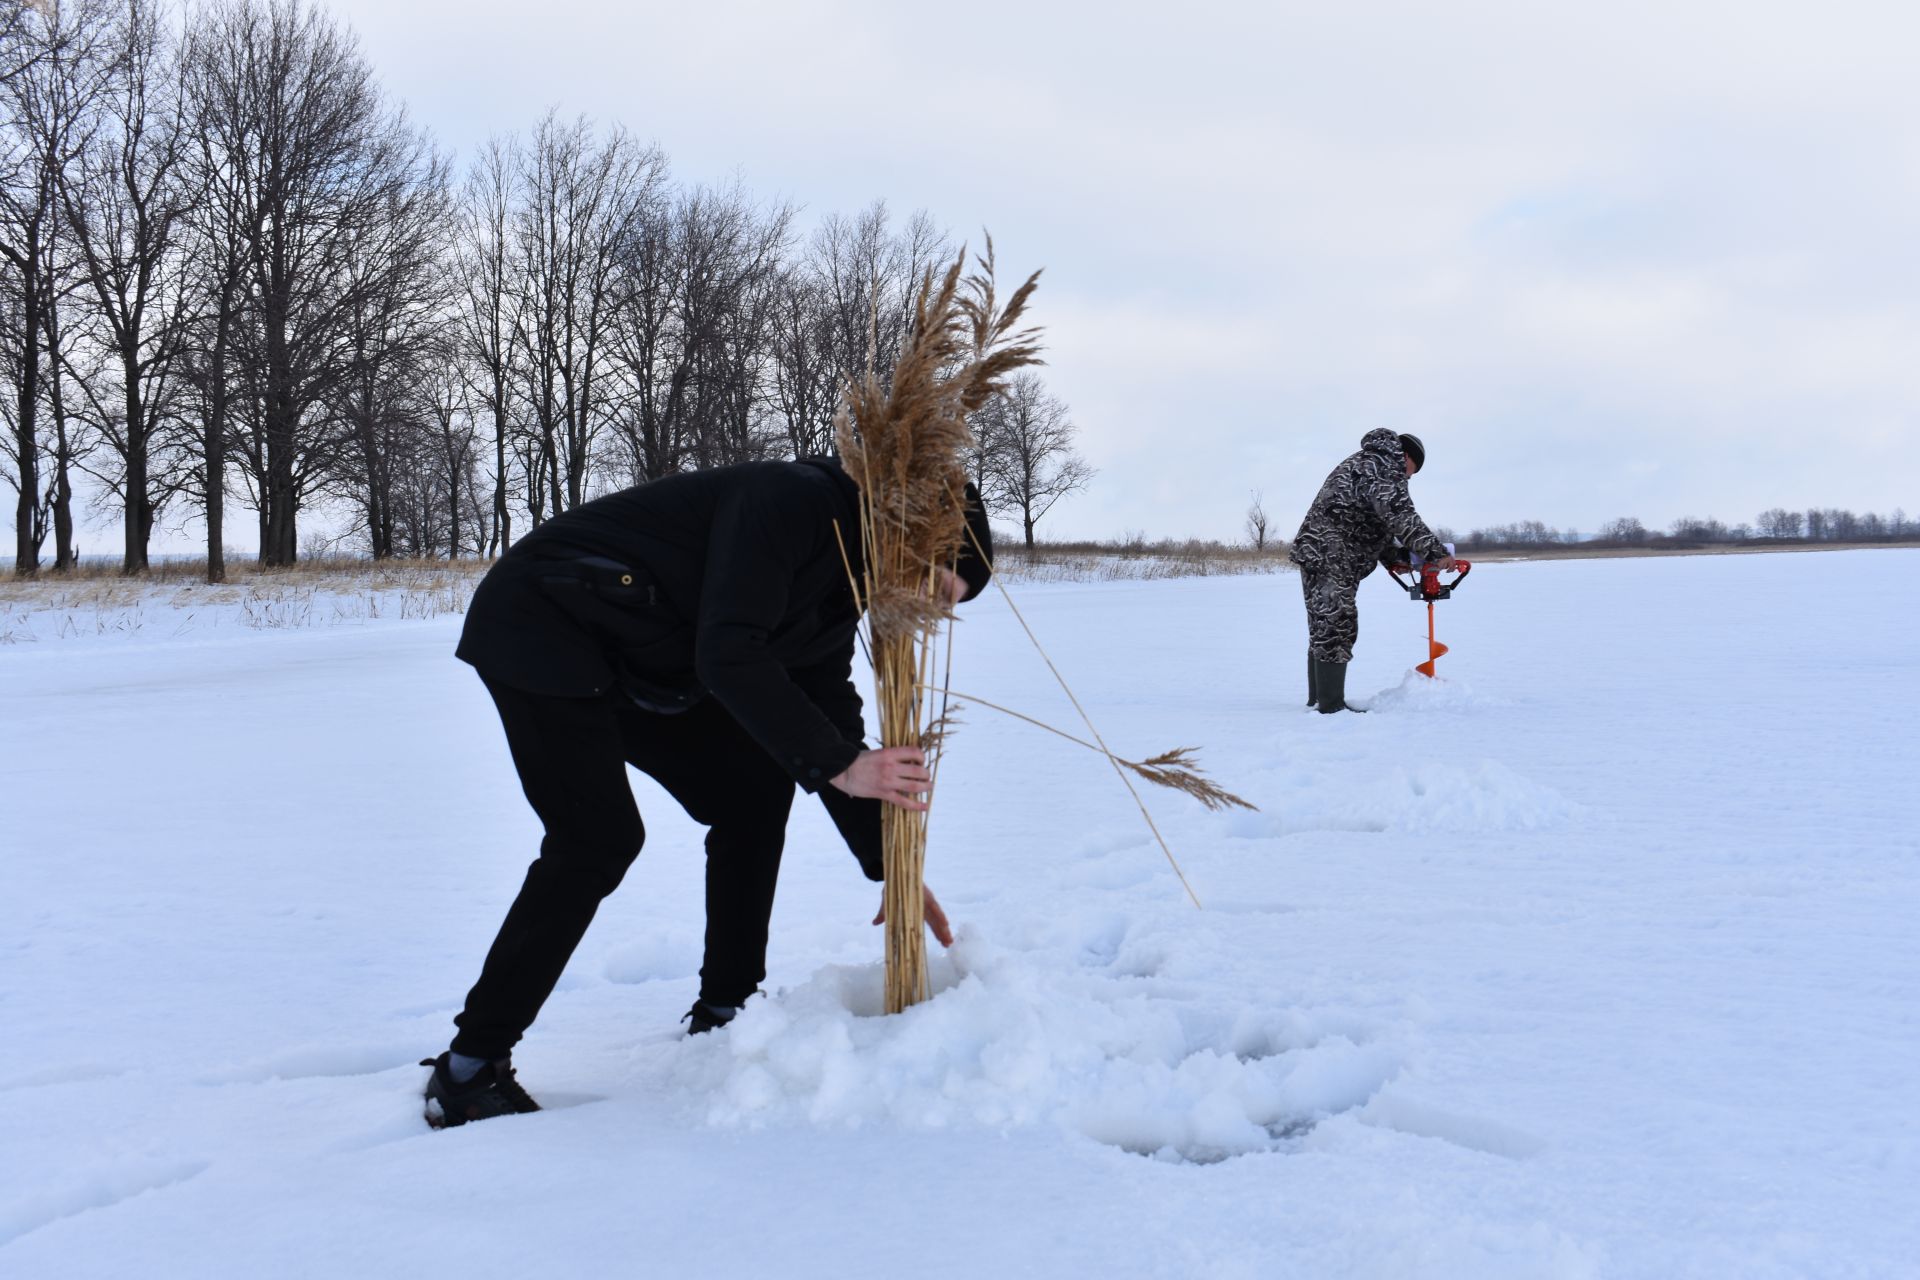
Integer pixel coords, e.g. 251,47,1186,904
1299,566,1361,664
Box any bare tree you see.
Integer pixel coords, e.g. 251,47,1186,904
811,202,945,394
674,185,790,471
610,179,789,480
510,112,657,521
377,356,484,559
1,0,110,574
60,0,198,573
604,169,704,483
327,143,453,559
181,0,432,567
450,134,521,555
37,155,98,570
1668,516,1731,542
425,354,487,556
764,265,837,459
1245,489,1270,550
975,371,1093,547
765,201,948,462
1596,516,1648,544
175,8,254,582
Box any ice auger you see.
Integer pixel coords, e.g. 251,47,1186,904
1386,553,1471,677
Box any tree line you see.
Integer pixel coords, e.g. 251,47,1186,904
1437,509,1920,550
1,0,1091,579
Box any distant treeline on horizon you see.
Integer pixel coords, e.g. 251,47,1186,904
1437,508,1920,551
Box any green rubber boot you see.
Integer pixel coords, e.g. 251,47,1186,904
1314,659,1366,714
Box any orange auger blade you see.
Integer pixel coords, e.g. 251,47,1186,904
1416,600,1449,677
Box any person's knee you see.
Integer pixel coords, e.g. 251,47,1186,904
535,810,645,896
681,765,792,828
707,809,789,862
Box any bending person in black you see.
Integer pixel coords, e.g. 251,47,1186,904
422,457,993,1128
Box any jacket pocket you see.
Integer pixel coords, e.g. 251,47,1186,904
535,558,678,647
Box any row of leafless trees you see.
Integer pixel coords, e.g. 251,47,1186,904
1438,510,1920,550
1,0,1091,578
1747,508,1916,542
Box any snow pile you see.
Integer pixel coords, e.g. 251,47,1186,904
1362,669,1504,714
695,928,1401,1162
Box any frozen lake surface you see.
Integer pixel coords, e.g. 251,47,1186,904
4,549,1916,1278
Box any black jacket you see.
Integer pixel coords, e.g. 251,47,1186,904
458,459,873,795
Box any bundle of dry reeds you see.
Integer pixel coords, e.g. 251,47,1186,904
839,241,1257,1011
835,241,1042,1013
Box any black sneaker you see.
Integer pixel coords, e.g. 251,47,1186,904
421,1052,541,1128
682,1000,740,1035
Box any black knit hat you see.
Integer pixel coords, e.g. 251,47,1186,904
955,483,995,602
1397,433,1426,472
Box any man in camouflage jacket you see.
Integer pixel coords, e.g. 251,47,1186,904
1289,429,1453,712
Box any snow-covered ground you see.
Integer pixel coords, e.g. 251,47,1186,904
4,549,1916,1278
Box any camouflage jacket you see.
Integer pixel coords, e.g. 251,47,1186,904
1289,429,1447,579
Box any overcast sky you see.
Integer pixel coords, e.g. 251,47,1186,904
141,1,1920,547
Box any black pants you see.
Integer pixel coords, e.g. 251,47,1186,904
450,677,796,1060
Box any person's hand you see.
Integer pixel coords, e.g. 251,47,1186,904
1434,555,1457,572
830,746,931,811
873,883,954,948
935,566,966,606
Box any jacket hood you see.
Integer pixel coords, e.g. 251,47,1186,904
1359,428,1404,460
798,455,866,580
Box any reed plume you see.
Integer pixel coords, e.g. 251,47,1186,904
836,238,1043,1013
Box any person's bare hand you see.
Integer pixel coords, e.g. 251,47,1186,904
830,746,931,811
935,566,966,606
872,883,954,948
1435,555,1458,572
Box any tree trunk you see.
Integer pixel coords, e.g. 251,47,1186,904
12,402,38,577
491,397,508,555
122,372,149,574
446,435,462,560
43,289,76,571
12,275,44,577
52,443,75,569
123,444,150,573
262,383,298,566
204,357,227,584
